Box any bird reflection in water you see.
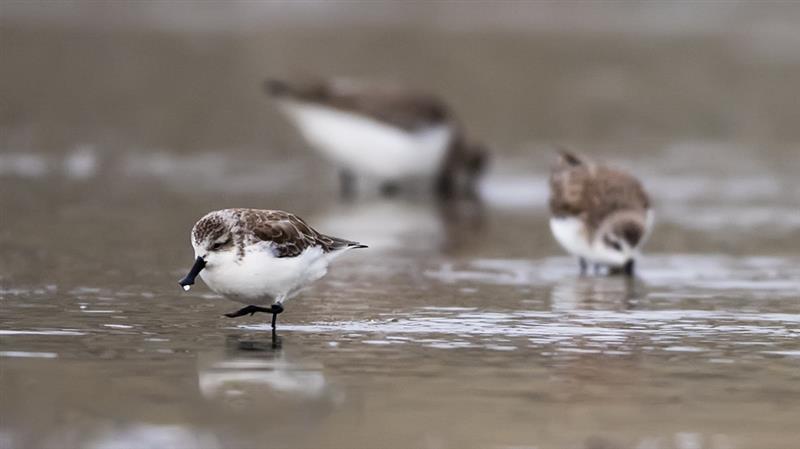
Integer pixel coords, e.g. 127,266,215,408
197,335,342,411
312,196,486,255
549,275,642,312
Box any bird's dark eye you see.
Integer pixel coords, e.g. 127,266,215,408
604,236,622,251
210,239,229,251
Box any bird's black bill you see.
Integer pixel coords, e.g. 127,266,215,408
178,256,206,291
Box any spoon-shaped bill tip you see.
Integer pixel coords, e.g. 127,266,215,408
178,256,206,292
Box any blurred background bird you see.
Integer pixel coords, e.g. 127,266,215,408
549,150,653,276
265,78,488,199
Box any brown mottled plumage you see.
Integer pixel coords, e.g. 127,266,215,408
182,208,366,330
548,149,653,275
192,209,364,259
265,78,488,197
267,78,450,132
549,150,650,236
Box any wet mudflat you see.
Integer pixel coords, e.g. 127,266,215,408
1,150,799,449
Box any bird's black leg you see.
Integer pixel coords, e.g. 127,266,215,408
623,259,635,277
271,330,281,348
609,260,635,277
270,304,284,330
380,181,401,197
579,258,588,275
224,305,271,318
435,172,456,199
339,169,357,199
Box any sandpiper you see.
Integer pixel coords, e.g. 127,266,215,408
548,150,653,276
265,78,488,198
178,209,366,330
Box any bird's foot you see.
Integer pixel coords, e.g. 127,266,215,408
380,182,401,197
270,332,282,349
224,305,272,318
579,258,588,275
224,304,284,331
608,260,635,277
623,259,635,277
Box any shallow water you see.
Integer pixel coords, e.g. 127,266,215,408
2,167,799,449
3,4,800,449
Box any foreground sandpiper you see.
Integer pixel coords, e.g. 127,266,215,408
265,78,488,198
178,209,366,330
548,150,653,276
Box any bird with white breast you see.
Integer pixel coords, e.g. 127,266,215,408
548,150,653,276
178,209,367,331
265,77,488,198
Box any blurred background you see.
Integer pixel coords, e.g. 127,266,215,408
2,1,799,259
2,2,800,449
5,1,800,151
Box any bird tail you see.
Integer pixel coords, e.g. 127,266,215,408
329,238,368,252
553,144,585,167
323,241,367,262
263,78,293,97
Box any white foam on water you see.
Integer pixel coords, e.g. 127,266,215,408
86,424,220,449
763,350,800,357
0,351,58,358
363,340,395,346
240,307,799,355
63,145,98,179
0,330,86,336
663,346,704,353
103,324,134,329
0,153,48,177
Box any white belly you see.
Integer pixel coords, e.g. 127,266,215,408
200,246,330,305
549,216,594,261
549,210,655,266
280,101,452,181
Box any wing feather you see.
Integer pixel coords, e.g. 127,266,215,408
549,153,649,229
242,209,364,258
267,78,451,132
